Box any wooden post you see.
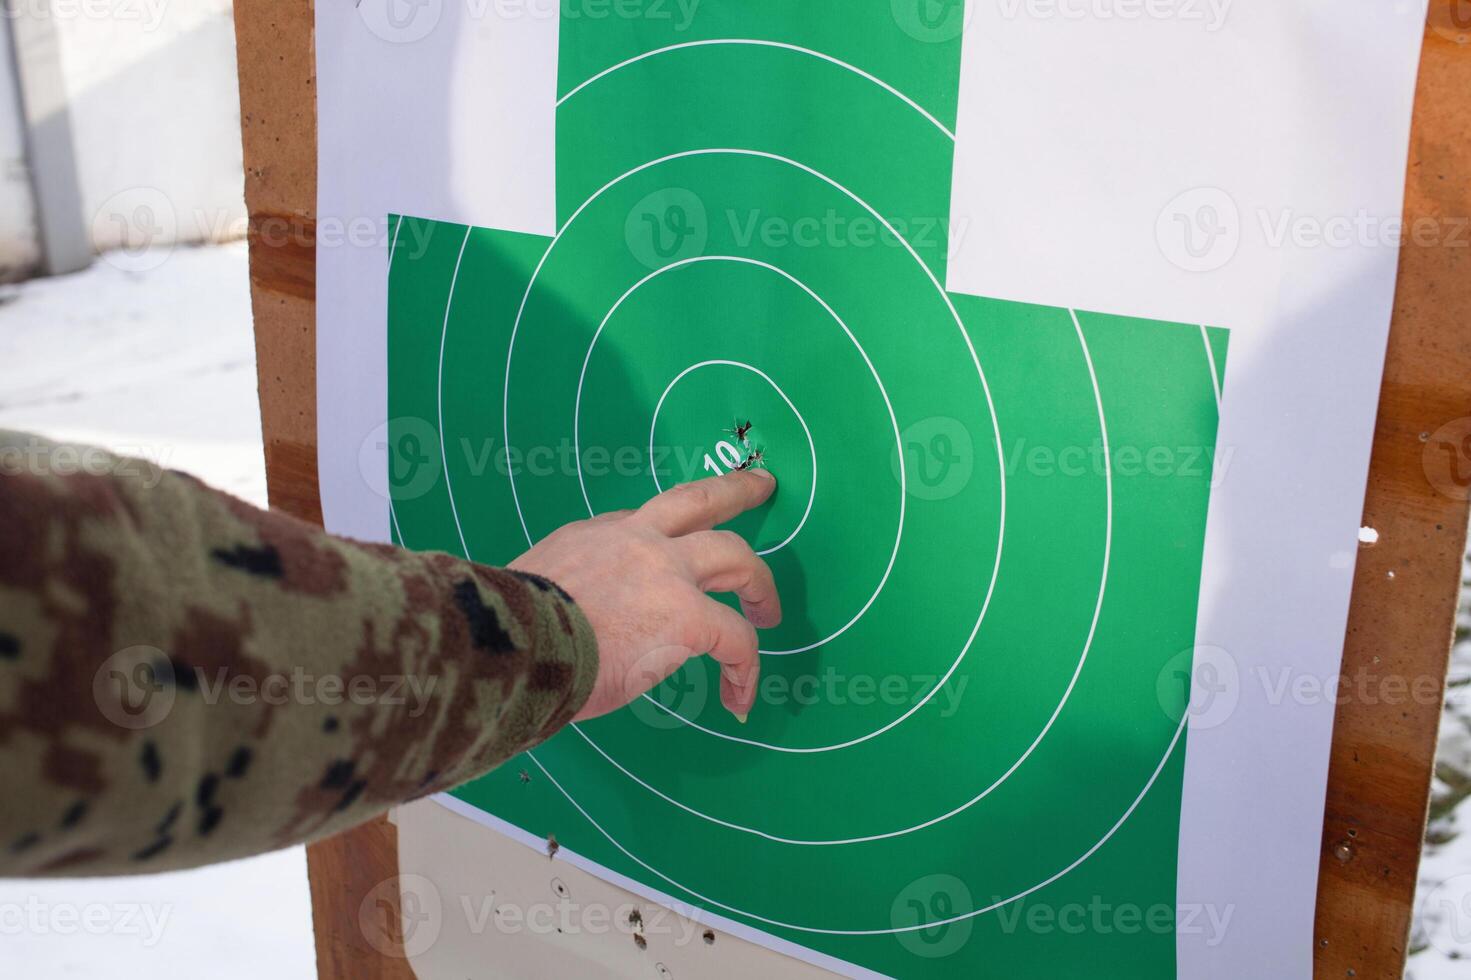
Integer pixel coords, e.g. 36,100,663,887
1312,13,1471,976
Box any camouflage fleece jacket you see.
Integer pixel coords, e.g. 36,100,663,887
0,430,598,877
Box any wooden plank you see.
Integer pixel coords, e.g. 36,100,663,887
305,814,419,980
233,1,409,974
1312,12,1471,977
233,0,321,526
231,2,1471,976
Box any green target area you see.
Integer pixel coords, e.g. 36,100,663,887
386,8,1228,978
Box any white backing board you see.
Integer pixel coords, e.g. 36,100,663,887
315,2,1431,975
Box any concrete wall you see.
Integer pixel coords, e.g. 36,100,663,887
0,0,245,280
57,0,245,252
0,14,41,280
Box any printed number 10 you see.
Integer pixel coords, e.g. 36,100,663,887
703,441,746,476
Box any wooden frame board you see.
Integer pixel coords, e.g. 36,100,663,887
231,3,1471,976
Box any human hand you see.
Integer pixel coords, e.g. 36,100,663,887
509,469,780,723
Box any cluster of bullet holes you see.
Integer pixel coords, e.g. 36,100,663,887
540,838,721,960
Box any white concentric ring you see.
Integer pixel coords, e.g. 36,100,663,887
645,359,818,556
556,38,956,141
489,149,1004,574
566,310,1112,841
1200,324,1223,410
470,153,1008,754
507,312,1143,935
570,253,904,657
525,714,1186,936
408,36,1212,941
386,213,408,547
487,150,1005,655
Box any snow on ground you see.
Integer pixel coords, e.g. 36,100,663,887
0,243,315,979
0,242,268,504
0,241,1468,976
1407,548,1471,978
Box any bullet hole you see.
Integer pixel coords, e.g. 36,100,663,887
1358,526,1379,545
703,929,715,945
551,877,569,899
628,909,643,928
546,834,559,859
736,447,766,471
633,933,647,951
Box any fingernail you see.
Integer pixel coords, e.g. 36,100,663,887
748,468,774,481
733,712,749,725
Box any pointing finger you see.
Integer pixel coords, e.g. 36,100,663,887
636,469,776,538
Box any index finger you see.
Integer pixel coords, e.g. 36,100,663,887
635,469,776,538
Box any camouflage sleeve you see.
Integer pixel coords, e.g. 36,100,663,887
0,430,599,877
